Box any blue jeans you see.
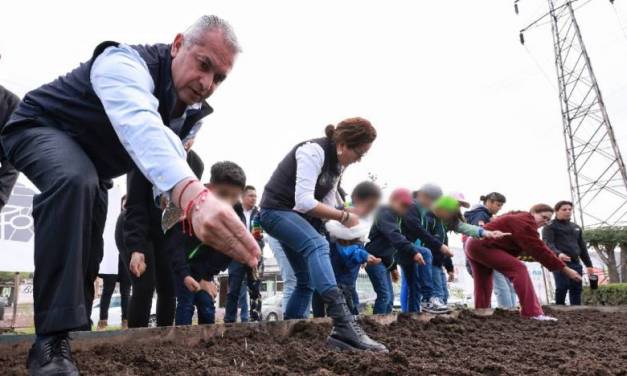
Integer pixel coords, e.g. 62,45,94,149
175,278,215,325
431,266,449,303
400,247,433,311
493,270,517,309
553,261,583,305
268,236,301,314
417,247,434,301
238,280,249,321
259,209,336,320
224,261,249,323
400,269,408,312
365,262,394,314
400,263,422,312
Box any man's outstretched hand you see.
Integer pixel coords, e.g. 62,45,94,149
176,180,261,268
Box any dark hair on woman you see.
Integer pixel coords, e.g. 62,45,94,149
480,192,507,204
554,200,573,212
210,161,247,189
325,117,377,148
351,181,382,202
443,209,466,230
530,203,554,214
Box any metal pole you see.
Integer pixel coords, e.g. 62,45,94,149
541,267,551,304
11,273,19,330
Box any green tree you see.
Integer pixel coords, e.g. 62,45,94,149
583,226,627,283
0,272,18,283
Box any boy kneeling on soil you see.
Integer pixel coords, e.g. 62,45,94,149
325,181,383,315
168,161,249,325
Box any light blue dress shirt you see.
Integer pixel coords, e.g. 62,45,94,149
90,44,204,197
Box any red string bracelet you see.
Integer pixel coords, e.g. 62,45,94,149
182,188,210,236
177,179,199,209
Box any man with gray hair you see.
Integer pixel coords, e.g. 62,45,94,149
0,15,260,375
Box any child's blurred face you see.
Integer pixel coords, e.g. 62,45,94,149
433,207,456,221
416,192,435,209
353,196,380,217
208,183,243,206
389,198,410,216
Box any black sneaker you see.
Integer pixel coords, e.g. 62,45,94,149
27,334,79,376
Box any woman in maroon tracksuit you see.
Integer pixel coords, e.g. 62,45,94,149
465,204,582,320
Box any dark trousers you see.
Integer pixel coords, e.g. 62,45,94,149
554,261,583,305
2,126,109,335
224,260,264,323
175,277,215,325
311,291,325,317
114,212,175,328
120,239,175,327
81,183,108,331
99,258,131,321
225,261,252,323
0,158,18,211
365,262,394,314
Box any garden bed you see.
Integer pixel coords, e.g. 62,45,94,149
1,307,626,375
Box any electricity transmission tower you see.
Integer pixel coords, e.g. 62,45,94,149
518,0,627,227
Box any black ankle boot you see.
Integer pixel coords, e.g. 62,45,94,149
322,287,388,352
27,333,79,376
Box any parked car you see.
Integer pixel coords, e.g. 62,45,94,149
355,290,376,313
91,294,157,328
262,294,283,321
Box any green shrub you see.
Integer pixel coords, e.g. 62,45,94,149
583,283,627,305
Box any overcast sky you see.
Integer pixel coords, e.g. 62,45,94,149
2,0,627,241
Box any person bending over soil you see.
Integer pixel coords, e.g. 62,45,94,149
465,204,582,320
259,117,386,352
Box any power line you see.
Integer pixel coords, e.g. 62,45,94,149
523,45,558,90
611,1,627,45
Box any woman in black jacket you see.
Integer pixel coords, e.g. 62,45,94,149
259,117,386,352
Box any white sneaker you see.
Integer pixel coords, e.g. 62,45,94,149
530,314,558,321
421,297,449,314
430,297,450,312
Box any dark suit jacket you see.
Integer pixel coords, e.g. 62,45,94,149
0,85,20,208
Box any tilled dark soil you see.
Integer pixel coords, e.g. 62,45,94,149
2,309,627,375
